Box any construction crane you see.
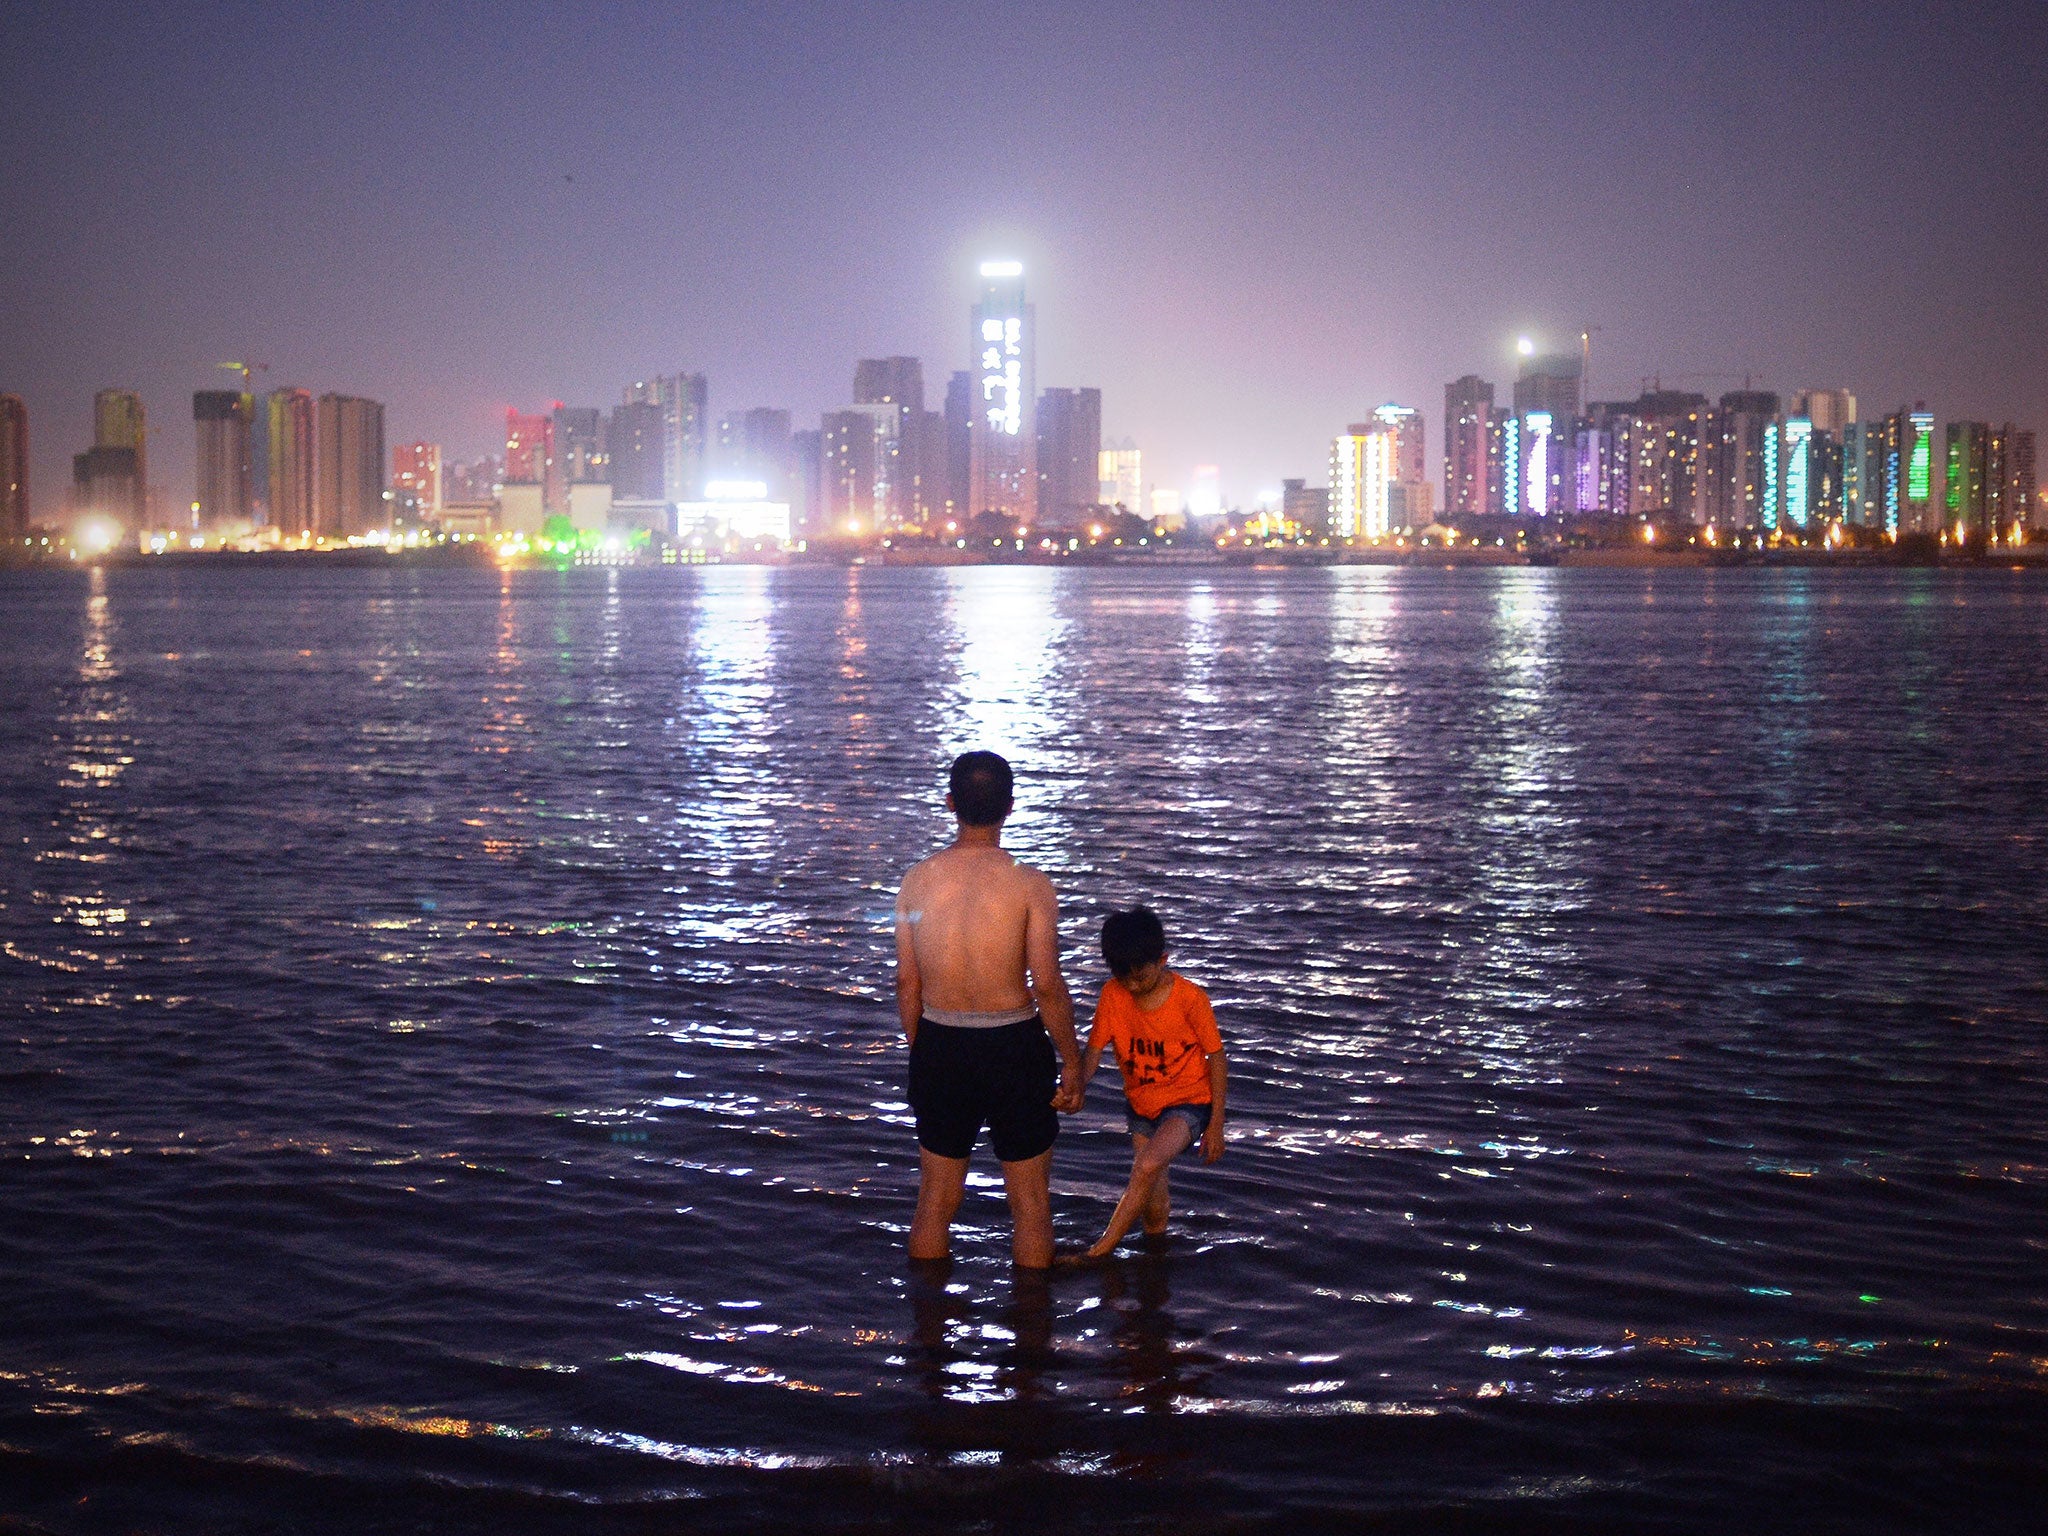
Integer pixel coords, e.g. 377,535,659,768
217,360,269,393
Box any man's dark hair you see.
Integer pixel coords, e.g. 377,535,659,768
1101,906,1167,977
948,751,1014,828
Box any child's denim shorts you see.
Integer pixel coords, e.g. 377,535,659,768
1126,1100,1213,1144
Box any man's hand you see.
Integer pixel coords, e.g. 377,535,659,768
1201,1117,1225,1163
1053,1059,1084,1114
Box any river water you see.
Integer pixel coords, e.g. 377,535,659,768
2,562,2044,1533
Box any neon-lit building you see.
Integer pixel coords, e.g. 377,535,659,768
1781,417,1812,531
504,408,554,508
1329,406,1422,538
967,261,1037,524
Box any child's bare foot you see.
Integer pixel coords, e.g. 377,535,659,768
1082,1237,1118,1260
1050,1247,1098,1270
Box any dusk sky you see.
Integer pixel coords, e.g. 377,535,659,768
4,0,2044,516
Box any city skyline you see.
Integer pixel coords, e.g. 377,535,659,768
3,2,2044,519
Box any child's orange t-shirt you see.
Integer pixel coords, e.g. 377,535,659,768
1088,974,1223,1120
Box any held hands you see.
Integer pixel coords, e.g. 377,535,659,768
1201,1116,1225,1163
1053,1060,1085,1114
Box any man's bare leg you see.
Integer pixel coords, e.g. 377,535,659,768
1086,1119,1194,1258
999,1149,1054,1269
909,1148,969,1260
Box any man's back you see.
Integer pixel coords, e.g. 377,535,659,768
898,844,1047,1014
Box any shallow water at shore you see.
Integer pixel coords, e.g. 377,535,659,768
2,562,2045,1532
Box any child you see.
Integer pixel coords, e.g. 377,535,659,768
1077,906,1227,1258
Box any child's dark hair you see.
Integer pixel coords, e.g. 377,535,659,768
1101,905,1167,977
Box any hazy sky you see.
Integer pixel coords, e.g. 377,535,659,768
4,0,2044,516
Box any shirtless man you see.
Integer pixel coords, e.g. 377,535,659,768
895,751,1082,1269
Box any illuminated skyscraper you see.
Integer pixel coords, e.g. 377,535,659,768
1944,421,1993,541
625,373,708,502
267,388,316,533
0,395,26,539
1699,391,1781,530
1862,405,1938,537
1329,409,1420,539
820,409,883,534
1099,440,1141,513
392,442,443,521
316,394,385,537
1036,386,1102,522
715,408,795,498
854,358,923,526
193,390,253,527
1443,375,1493,520
94,390,147,508
2011,429,2039,532
968,261,1036,524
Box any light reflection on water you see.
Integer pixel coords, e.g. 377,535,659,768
0,563,2045,1521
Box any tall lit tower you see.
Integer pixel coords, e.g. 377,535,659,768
0,395,27,539
267,388,316,534
968,260,1037,524
94,390,147,502
193,390,254,527
1444,375,1493,520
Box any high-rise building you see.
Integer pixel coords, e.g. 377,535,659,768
193,390,254,527
625,373,708,502
852,359,924,527
1698,390,1781,530
392,442,443,521
1036,386,1102,523
1372,403,1427,526
1863,405,1939,538
316,394,385,537
267,388,316,533
94,390,147,510
0,395,26,539
943,371,972,518
607,401,665,501
1099,440,1141,512
504,410,554,504
1281,478,1328,536
2010,429,2039,532
1329,408,1421,539
1443,375,1493,520
968,260,1036,524
72,447,142,525
1793,388,1857,437
791,427,823,536
1944,421,1995,541
1512,352,1582,427
820,409,883,534
715,408,795,498
554,406,606,486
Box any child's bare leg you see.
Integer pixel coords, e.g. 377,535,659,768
1087,1120,1194,1258
1142,1164,1170,1235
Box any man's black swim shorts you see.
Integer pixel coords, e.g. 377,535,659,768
908,1016,1058,1163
